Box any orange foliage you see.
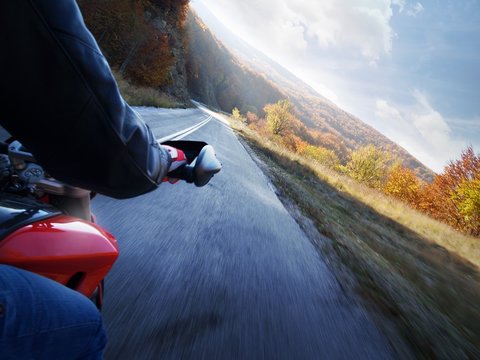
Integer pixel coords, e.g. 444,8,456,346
384,166,422,207
417,178,456,227
436,147,480,234
277,133,297,152
437,146,480,192
417,147,480,235
293,137,309,154
245,111,259,125
311,131,349,161
127,28,174,87
78,0,184,87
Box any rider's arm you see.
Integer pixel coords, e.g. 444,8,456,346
0,0,170,199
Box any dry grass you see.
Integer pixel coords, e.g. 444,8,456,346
113,71,185,108
229,117,480,359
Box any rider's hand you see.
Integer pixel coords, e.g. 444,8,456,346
162,145,187,184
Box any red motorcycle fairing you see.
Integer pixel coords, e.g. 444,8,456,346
0,215,119,298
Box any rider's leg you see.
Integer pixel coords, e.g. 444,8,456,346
0,265,107,360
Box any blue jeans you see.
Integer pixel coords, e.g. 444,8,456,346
0,265,107,359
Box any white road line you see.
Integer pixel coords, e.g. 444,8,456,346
192,100,231,126
156,116,212,143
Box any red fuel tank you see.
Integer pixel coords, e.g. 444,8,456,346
0,194,118,297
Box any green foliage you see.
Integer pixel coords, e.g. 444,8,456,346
345,145,392,189
264,99,293,136
302,145,340,169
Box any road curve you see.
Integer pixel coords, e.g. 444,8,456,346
92,106,396,359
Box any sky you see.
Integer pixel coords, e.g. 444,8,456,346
191,0,480,173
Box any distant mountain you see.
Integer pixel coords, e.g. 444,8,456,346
185,11,284,115
188,3,434,181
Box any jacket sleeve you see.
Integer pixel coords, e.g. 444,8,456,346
0,0,171,199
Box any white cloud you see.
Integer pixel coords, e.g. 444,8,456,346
375,99,403,122
374,92,468,172
406,2,424,16
411,90,451,149
198,0,401,61
392,0,406,13
392,0,424,16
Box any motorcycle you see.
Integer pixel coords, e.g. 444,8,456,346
0,139,221,309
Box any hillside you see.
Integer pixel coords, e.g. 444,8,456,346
185,11,284,115
188,4,434,181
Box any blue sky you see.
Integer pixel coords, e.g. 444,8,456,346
192,0,480,172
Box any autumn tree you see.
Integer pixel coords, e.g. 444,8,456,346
345,145,392,188
293,137,309,155
440,146,480,234
311,131,349,162
231,107,243,121
78,0,178,87
264,99,294,136
416,178,453,224
302,145,340,170
127,29,173,87
416,146,480,235
384,165,422,206
79,0,148,71
245,111,259,125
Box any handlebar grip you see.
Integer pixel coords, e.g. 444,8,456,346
167,164,194,183
162,140,207,164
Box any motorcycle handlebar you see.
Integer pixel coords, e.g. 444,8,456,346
161,141,221,187
0,139,221,188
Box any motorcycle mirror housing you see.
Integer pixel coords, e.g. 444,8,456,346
193,145,221,187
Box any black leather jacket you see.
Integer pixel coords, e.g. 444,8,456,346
0,0,171,199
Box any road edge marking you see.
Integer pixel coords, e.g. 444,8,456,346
156,116,212,143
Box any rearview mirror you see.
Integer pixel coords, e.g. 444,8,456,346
193,145,221,187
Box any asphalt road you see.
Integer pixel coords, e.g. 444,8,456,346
92,106,396,359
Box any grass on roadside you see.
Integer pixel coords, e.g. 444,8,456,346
113,71,186,108
228,116,480,359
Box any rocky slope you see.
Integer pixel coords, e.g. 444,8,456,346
78,0,190,104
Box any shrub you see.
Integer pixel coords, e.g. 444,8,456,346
345,144,392,189
264,99,293,136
